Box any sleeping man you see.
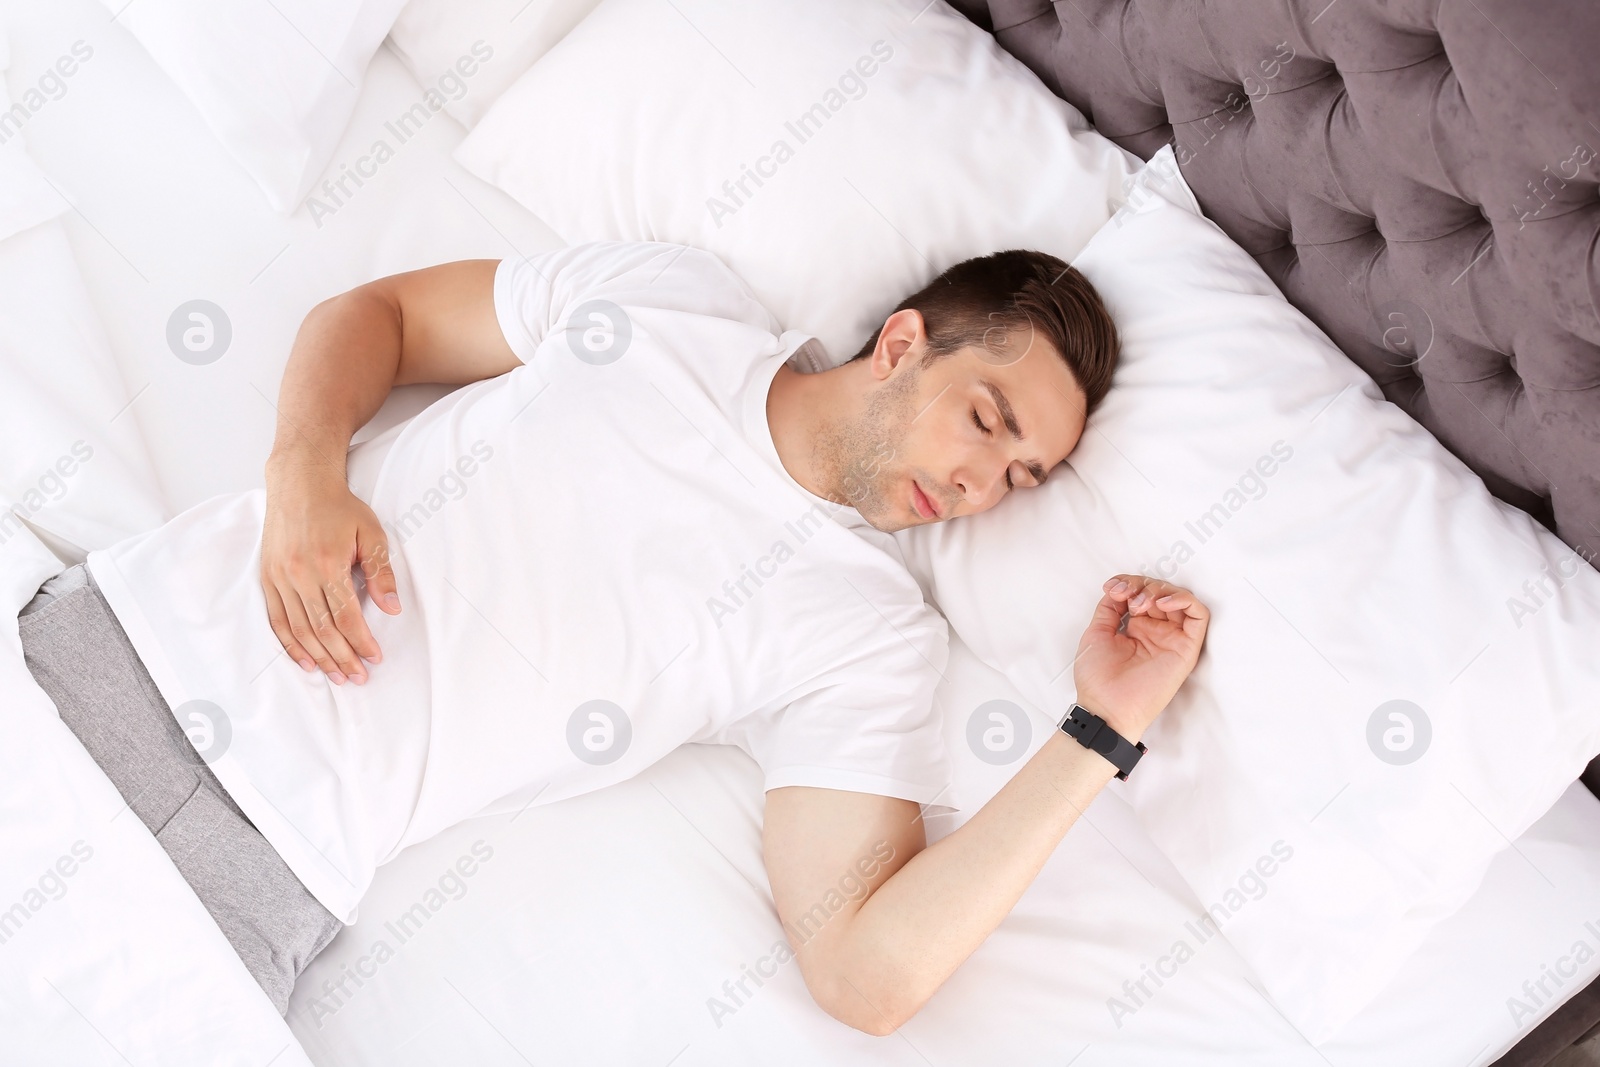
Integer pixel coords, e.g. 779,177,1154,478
18,241,1209,1032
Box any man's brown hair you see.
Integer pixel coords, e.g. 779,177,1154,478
848,250,1119,413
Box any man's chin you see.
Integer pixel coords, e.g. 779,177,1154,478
861,500,932,535
848,496,911,534
842,472,934,533
856,509,904,534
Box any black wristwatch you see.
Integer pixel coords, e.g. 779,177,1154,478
1058,704,1146,780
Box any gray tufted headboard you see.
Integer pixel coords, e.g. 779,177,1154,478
952,0,1600,565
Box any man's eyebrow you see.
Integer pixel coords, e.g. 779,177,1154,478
981,379,1048,484
980,379,1023,440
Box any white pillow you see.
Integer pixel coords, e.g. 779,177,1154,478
0,46,168,562
100,0,409,212
386,0,602,128
0,222,170,564
454,0,1141,366
896,148,1600,1043
0,28,67,241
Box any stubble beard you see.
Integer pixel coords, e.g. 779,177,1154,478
811,361,925,532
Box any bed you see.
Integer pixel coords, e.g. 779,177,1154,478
1,0,1597,1064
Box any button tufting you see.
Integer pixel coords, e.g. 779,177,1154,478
1015,0,1600,552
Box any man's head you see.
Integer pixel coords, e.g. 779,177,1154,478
810,249,1118,532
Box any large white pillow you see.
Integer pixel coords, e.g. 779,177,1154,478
454,0,1141,366
99,0,409,212
896,148,1600,1043
386,0,603,128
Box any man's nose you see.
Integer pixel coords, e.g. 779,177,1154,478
954,459,1006,512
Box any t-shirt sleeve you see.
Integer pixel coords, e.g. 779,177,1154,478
715,607,959,816
492,241,779,365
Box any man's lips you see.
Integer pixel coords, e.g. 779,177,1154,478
911,479,940,520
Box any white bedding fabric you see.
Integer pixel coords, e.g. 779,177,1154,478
386,0,603,128
1,526,314,1067
455,0,1143,368
2,1,1599,1064
96,0,411,213
0,63,312,1063
287,642,1600,1066
898,148,1600,1041
4,0,563,514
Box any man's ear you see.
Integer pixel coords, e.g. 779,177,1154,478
870,308,926,381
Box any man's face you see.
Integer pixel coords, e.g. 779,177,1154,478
821,315,1089,533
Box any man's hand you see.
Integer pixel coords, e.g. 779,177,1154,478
258,259,517,684
261,450,400,684
1073,573,1210,743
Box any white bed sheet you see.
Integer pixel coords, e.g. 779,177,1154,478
1,18,318,1062
284,634,1600,1067
5,0,1599,1063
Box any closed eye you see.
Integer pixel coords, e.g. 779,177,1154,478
971,408,1014,490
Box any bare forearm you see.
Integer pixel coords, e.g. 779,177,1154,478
829,730,1121,1033
266,289,402,483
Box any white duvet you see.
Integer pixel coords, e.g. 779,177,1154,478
0,527,312,1067
0,192,313,1065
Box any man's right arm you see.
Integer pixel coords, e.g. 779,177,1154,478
262,259,519,684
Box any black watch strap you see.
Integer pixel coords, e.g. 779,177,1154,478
1058,704,1146,780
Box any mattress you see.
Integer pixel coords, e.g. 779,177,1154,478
4,1,1598,1063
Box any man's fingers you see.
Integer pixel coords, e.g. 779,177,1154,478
1092,575,1211,664
1103,573,1167,602
279,587,343,681
326,575,383,669
1104,574,1171,612
1102,574,1207,623
1169,590,1211,642
1152,593,1192,616
1102,573,1139,597
264,584,316,672
1082,590,1130,641
1132,584,1211,647
310,580,368,684
356,523,401,615
268,569,384,685
1154,592,1207,622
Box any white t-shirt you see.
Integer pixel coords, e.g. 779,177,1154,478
88,242,953,922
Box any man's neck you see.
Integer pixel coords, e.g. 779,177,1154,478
765,360,865,504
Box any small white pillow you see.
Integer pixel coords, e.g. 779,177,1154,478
100,0,408,212
896,148,1600,1042
386,0,602,128
0,19,69,240
0,222,170,564
454,0,1140,366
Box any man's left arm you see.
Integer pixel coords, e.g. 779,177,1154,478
762,573,1209,1035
